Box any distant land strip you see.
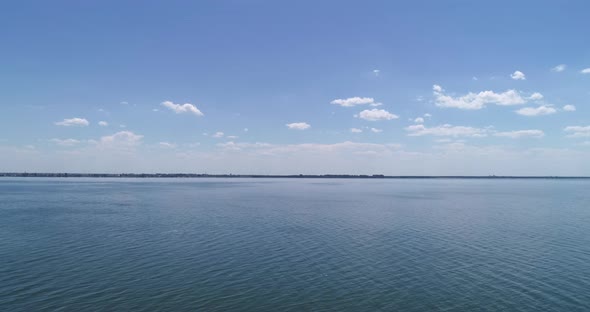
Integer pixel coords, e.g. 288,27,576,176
1,173,589,179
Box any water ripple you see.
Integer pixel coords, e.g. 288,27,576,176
1,178,590,311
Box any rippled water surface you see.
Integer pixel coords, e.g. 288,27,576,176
1,178,590,311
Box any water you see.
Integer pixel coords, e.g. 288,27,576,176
1,178,590,311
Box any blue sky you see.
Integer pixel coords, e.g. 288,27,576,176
2,1,590,175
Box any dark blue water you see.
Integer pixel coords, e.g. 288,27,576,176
1,178,590,311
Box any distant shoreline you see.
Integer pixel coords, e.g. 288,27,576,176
1,173,589,179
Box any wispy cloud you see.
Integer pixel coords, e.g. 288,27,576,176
552,64,566,72
159,142,177,148
331,97,381,107
494,130,544,139
217,141,401,157
515,106,557,116
99,131,143,145
563,105,576,112
406,124,488,137
286,122,311,130
50,138,81,146
564,126,590,138
54,118,89,127
217,141,273,151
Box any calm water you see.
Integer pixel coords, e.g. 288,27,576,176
1,178,590,311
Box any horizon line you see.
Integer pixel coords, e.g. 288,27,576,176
1,173,589,179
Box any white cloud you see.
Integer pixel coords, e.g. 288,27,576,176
414,117,425,124
529,92,544,100
159,142,177,148
54,118,89,127
563,105,576,112
227,135,239,139
564,126,590,138
406,124,488,137
370,128,383,133
494,130,545,139
472,76,478,81
373,69,380,76
580,68,590,74
331,97,377,107
96,131,143,150
424,113,432,118
356,109,398,121
100,131,142,144
433,85,526,110
120,101,128,105
286,122,311,130
50,138,81,146
552,64,566,72
98,121,109,127
350,128,363,133
515,105,557,116
510,70,526,80
244,128,249,132
212,132,224,138
161,101,204,116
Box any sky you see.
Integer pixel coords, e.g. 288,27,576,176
1,0,590,175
